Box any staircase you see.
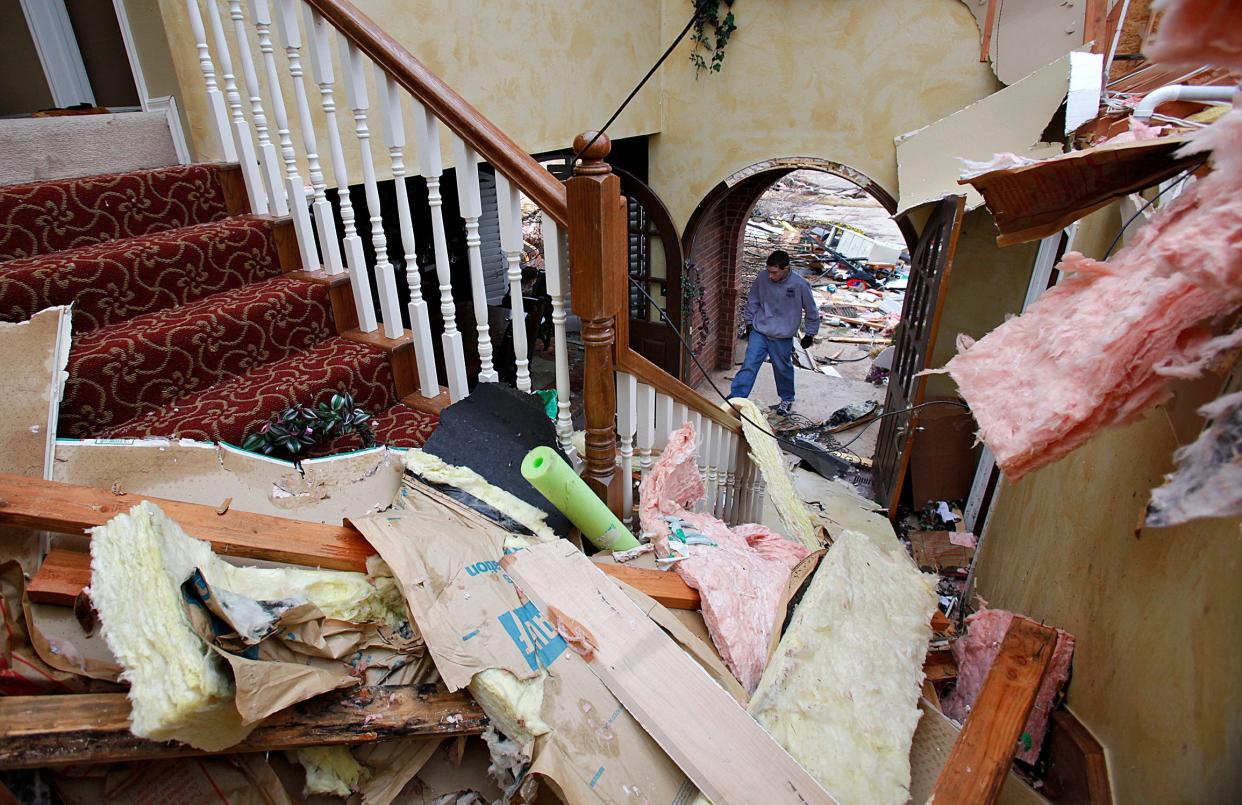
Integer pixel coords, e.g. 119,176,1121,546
0,162,436,454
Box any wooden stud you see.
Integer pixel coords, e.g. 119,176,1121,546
589,560,700,610
979,0,999,62
0,687,484,770
930,617,1057,805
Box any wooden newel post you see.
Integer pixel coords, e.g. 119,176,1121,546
567,131,625,516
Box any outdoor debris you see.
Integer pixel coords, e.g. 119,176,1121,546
943,608,1076,764
748,529,938,804
941,108,1242,480
1145,389,1242,527
639,422,811,692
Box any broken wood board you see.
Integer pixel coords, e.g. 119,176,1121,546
501,540,835,804
590,558,701,609
1,474,691,609
960,134,1198,245
894,51,1101,214
1,306,70,480
53,439,405,527
747,529,938,803
930,617,1058,804
965,0,1095,85
0,688,484,769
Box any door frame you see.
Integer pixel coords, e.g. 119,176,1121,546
19,0,95,108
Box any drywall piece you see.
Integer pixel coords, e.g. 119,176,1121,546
895,51,1101,214
54,439,405,526
747,530,937,804
502,541,836,805
1,306,70,480
962,0,1092,85
730,397,820,549
354,484,695,803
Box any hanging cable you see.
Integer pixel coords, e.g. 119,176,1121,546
1103,161,1204,258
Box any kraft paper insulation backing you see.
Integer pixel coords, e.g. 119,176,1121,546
748,529,938,804
729,397,820,549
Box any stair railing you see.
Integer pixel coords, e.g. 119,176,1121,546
183,0,761,524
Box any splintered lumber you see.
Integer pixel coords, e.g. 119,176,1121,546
502,541,836,805
0,687,485,770
0,474,692,609
929,617,1057,804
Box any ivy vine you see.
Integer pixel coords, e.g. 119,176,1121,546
689,0,737,77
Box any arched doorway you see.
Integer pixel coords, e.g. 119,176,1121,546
680,158,916,387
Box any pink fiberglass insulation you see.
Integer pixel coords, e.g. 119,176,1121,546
942,608,1075,764
639,422,811,693
1146,389,1242,527
1147,0,1242,71
943,108,1242,480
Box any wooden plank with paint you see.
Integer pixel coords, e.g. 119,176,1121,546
0,687,484,769
929,617,1057,804
502,541,836,805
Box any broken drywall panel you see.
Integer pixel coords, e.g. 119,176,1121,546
748,529,937,804
1,306,71,480
963,0,1092,86
895,51,1097,213
52,439,404,525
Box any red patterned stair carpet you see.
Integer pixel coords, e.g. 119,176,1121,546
1,164,436,452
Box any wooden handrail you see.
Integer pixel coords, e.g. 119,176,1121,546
617,347,743,434
304,0,568,226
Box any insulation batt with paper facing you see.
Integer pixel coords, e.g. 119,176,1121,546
88,501,399,748
748,529,938,804
640,422,811,692
403,449,557,542
730,397,819,549
942,108,1242,480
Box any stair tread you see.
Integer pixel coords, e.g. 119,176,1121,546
94,337,402,446
60,276,334,438
0,216,280,332
0,164,230,261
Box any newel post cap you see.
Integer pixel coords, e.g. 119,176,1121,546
574,131,612,175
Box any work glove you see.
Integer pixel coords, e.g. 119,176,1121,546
800,334,815,349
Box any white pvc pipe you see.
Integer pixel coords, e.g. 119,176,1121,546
1133,84,1237,120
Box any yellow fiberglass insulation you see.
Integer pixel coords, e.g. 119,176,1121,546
295,746,368,796
747,529,938,804
729,397,819,549
403,448,556,542
88,501,398,749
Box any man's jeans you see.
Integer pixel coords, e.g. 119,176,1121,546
729,330,795,402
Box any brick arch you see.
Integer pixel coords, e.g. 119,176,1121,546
680,158,915,387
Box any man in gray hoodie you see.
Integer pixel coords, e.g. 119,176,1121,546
728,250,821,416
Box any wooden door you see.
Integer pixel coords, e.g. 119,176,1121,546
872,195,966,514
616,169,685,379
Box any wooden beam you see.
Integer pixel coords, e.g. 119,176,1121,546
930,617,1057,805
502,541,836,804
0,687,484,770
589,560,701,609
25,548,89,605
1083,0,1109,53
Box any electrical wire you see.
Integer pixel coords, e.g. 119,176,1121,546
625,275,969,460
1103,162,1204,258
571,2,707,170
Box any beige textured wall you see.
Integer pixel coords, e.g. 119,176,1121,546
649,0,1001,231
974,203,1242,802
160,0,662,183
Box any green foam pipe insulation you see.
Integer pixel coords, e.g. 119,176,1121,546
521,446,639,552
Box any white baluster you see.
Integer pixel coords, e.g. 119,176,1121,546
375,75,438,396
617,372,637,526
276,0,341,272
496,172,530,392
229,1,285,214
673,403,689,436
704,421,721,516
302,7,346,276
637,382,656,480
340,41,401,337
203,0,266,213
452,137,497,384
690,411,705,511
733,457,753,523
721,431,739,524
655,393,674,459
185,0,236,161
542,216,575,458
250,0,315,270
412,101,468,400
